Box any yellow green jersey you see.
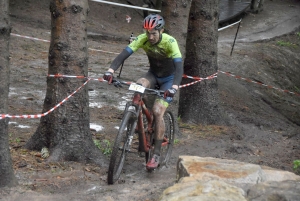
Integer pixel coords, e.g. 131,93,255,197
126,33,182,80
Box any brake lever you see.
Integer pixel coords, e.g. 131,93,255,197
113,80,123,88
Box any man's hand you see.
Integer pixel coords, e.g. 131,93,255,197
164,87,177,99
103,71,113,84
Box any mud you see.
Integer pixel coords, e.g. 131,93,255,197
1,0,300,200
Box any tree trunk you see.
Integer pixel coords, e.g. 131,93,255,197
0,0,18,187
161,0,191,118
162,0,191,60
155,0,162,10
25,0,107,166
178,0,224,125
251,0,264,13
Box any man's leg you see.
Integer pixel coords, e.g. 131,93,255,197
137,71,157,88
136,73,156,154
146,99,168,170
136,78,150,88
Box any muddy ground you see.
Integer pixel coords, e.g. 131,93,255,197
1,0,300,200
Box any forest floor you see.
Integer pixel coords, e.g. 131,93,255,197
1,0,300,200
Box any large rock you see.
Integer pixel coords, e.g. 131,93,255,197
247,180,300,201
159,178,247,201
176,156,265,185
159,156,300,201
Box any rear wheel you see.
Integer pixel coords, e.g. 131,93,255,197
159,111,175,166
107,111,137,184
145,111,176,168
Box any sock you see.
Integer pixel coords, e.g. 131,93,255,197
154,139,163,155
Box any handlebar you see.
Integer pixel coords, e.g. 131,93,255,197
112,78,165,97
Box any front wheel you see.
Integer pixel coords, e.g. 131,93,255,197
107,111,137,184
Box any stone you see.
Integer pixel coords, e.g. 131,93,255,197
159,178,246,201
160,156,300,201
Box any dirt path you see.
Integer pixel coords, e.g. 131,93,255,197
1,0,300,200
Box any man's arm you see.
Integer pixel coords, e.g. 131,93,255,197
109,48,132,72
172,59,183,90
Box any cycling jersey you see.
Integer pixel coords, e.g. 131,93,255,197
110,33,183,86
127,33,182,85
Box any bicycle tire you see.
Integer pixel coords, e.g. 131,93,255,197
145,110,176,168
145,124,154,165
107,111,137,184
160,110,175,166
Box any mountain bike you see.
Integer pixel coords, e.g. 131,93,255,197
107,79,176,185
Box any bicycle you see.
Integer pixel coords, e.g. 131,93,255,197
107,78,177,185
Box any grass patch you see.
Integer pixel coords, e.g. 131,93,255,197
93,139,112,156
276,40,297,48
294,86,300,93
293,160,300,175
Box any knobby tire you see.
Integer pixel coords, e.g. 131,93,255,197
107,111,136,184
145,110,176,169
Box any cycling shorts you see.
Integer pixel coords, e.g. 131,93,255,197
142,71,174,104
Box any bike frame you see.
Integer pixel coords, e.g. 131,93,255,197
108,78,175,184
130,93,153,153
130,93,169,153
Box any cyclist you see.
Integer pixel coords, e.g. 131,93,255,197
103,14,183,170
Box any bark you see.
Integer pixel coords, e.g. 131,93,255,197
178,0,225,125
25,0,107,166
162,0,191,59
161,0,191,118
0,0,18,187
251,0,264,13
155,0,162,10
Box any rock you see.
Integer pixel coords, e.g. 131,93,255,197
176,156,265,185
159,156,300,201
247,180,300,201
261,169,300,182
159,178,246,201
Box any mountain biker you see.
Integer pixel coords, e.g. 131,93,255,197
103,14,183,170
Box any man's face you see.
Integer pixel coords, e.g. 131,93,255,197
146,29,162,45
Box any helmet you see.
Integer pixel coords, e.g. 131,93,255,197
143,14,165,30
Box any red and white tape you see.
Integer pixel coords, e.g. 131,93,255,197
219,71,300,97
48,73,218,88
180,72,218,88
2,70,299,119
11,32,299,95
10,33,120,55
0,78,91,120
48,74,107,82
11,33,50,43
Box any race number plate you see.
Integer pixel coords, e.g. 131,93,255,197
129,83,145,93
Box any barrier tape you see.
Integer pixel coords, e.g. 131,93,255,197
180,72,218,88
48,74,107,82
88,48,119,55
90,0,161,12
10,33,120,55
4,32,300,119
2,70,299,119
48,73,218,88
218,71,300,96
11,33,50,43
0,79,91,120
